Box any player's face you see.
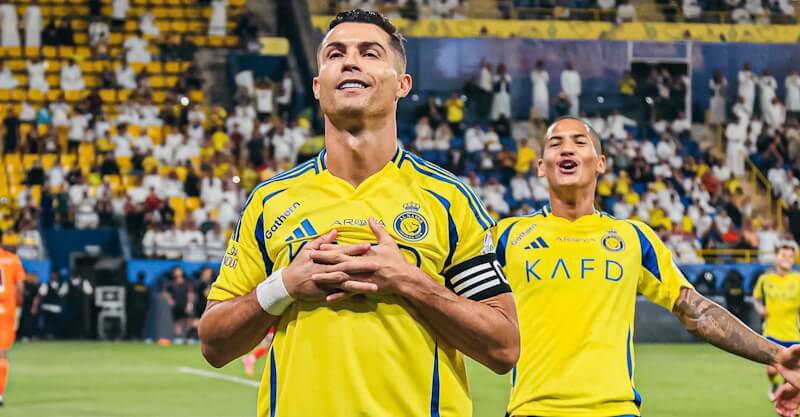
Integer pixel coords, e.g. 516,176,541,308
537,119,606,191
776,248,796,271
313,23,411,124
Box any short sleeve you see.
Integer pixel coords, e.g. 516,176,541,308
208,189,269,301
753,275,765,301
441,187,510,301
629,221,694,310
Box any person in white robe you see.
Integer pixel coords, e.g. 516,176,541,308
140,10,160,36
785,69,800,118
115,59,137,90
490,64,512,121
112,0,129,22
725,116,748,178
24,2,41,48
709,70,727,124
27,57,48,92
124,31,151,63
530,60,549,120
560,62,582,116
764,97,786,132
759,69,777,117
737,63,757,116
0,61,18,89
209,0,228,36
60,58,85,91
1,4,20,47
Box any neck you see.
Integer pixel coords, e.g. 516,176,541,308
777,267,792,276
324,115,397,187
548,186,596,221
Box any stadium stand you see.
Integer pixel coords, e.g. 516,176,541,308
6,0,800,344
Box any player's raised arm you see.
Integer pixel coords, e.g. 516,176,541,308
672,287,782,365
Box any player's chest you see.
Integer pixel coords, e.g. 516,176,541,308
505,224,639,292
262,189,447,266
765,279,800,302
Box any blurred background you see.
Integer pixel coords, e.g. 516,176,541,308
1,0,799,416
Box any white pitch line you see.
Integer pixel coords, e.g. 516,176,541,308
177,366,260,388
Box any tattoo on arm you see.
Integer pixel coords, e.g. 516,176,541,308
673,288,780,365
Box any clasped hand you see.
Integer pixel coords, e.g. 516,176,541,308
282,218,418,302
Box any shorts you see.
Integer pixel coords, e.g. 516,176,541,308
172,305,188,320
0,314,16,350
767,337,800,348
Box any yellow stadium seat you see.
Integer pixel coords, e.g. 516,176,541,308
42,46,58,58
119,90,132,101
0,90,9,101
131,63,145,73
23,154,39,169
60,153,76,168
5,47,21,57
170,196,186,225
152,91,166,104
146,62,162,73
143,155,159,172
117,156,132,174
151,76,165,88
175,166,188,182
59,47,75,57
164,62,180,73
106,175,122,193
4,153,22,168
100,89,116,103
11,90,26,101
171,21,188,32
46,75,59,87
19,124,32,140
42,154,58,171
129,125,142,137
189,90,204,102
158,166,171,177
209,36,224,47
65,90,84,102
24,47,39,57
185,197,201,211
147,126,163,145
37,124,50,136
123,175,137,189
46,90,61,101
74,33,89,45
30,185,42,206
28,89,45,102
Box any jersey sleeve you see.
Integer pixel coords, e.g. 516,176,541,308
629,221,694,310
753,275,765,301
208,188,269,301
441,188,510,301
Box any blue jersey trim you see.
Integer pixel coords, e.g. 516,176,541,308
630,222,662,282
425,189,458,271
627,329,643,409
403,152,492,230
767,337,800,348
430,341,440,417
252,189,286,275
511,365,517,388
406,151,495,228
269,348,278,417
496,221,518,267
232,160,316,241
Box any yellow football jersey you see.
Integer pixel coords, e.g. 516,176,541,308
209,148,510,417
753,271,800,342
494,205,693,417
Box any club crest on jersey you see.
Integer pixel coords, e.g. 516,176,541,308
394,202,428,242
601,230,625,252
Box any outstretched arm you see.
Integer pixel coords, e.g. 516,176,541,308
672,287,780,365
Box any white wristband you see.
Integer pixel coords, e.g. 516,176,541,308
255,268,294,316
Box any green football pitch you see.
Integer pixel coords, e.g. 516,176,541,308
3,342,772,417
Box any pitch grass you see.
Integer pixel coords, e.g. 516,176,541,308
4,342,771,417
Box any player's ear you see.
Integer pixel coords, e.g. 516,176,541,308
312,77,320,100
396,73,412,99
536,158,545,177
596,154,607,175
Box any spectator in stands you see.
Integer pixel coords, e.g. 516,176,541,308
233,11,260,50
24,1,42,48
764,96,787,132
725,115,748,178
607,109,637,141
709,70,728,125
26,57,49,92
785,70,800,119
0,4,20,47
180,220,207,262
0,60,18,90
125,30,151,63
111,0,129,29
17,219,43,259
560,62,581,117
759,69,778,116
444,91,464,135
491,64,512,121
2,107,20,154
67,109,90,152
474,61,494,119
530,61,550,121
41,19,58,46
616,0,637,22
140,9,160,37
74,190,99,229
60,58,85,92
164,267,195,344
738,63,757,116
757,218,782,263
205,222,227,261
276,70,293,120
682,0,703,21
209,0,228,36
56,18,75,46
254,78,275,121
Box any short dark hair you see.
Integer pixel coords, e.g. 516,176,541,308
322,9,406,69
542,116,603,155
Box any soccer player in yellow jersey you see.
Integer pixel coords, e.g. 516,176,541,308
494,116,800,417
198,10,519,417
753,242,800,399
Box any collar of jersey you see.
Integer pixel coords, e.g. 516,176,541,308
541,203,602,225
316,146,402,171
